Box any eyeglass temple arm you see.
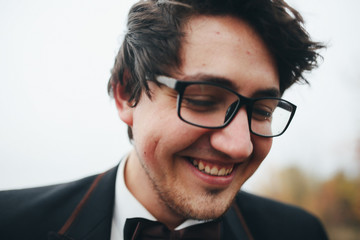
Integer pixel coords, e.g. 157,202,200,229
156,76,177,89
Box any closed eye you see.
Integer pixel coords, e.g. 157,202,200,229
252,107,273,121
184,98,217,107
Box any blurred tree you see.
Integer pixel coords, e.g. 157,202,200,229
258,165,360,240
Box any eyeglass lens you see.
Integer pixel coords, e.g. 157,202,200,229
178,83,294,137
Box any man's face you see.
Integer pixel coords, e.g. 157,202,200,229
123,15,279,226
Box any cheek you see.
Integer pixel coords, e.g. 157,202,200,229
152,124,209,159
251,136,273,165
259,137,272,157
239,136,272,182
132,101,207,162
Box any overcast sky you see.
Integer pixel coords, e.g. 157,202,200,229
1,0,359,190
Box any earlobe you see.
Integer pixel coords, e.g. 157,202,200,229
114,82,134,127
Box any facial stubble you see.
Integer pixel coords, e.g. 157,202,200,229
138,154,237,222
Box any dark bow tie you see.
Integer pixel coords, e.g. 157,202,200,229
124,218,221,240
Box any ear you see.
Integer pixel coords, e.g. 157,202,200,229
113,79,134,127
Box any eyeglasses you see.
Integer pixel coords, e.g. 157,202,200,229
156,76,297,138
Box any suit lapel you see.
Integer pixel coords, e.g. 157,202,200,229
221,195,254,240
47,166,252,240
48,166,118,240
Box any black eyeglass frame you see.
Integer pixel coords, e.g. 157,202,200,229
156,76,297,138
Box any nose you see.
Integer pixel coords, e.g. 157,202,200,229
209,108,253,160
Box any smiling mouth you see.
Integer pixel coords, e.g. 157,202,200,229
190,159,235,176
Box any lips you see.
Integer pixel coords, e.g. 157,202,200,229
190,159,234,176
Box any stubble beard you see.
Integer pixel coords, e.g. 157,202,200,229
139,158,237,222
156,181,235,221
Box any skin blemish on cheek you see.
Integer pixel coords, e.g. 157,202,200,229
216,31,220,35
246,50,251,55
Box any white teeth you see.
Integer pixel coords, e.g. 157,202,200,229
191,159,233,176
218,168,226,176
210,167,218,175
198,162,205,171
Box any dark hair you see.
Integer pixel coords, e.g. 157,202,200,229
108,0,324,139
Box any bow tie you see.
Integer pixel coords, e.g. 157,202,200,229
124,218,221,240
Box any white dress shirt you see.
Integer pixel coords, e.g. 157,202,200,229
110,156,205,240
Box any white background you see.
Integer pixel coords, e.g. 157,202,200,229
1,0,359,190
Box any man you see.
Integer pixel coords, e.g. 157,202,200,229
0,0,327,239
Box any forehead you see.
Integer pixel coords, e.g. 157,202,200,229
178,15,279,96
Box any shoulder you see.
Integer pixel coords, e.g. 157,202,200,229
0,167,117,240
0,175,97,239
235,191,328,240
1,174,97,216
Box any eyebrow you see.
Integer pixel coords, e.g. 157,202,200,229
253,88,281,98
180,73,281,98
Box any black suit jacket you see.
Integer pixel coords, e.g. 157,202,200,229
0,166,328,240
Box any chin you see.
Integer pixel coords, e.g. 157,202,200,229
164,189,236,221
187,199,233,220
